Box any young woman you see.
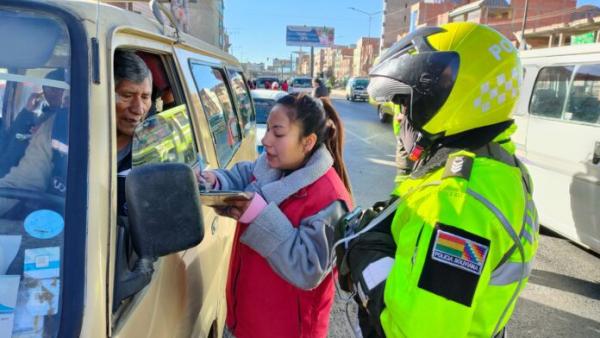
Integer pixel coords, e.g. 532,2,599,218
201,93,352,338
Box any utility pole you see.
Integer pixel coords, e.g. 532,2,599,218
519,0,530,50
310,46,314,78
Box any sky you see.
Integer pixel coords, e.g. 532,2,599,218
225,0,600,65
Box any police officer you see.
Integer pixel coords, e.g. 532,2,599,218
338,22,539,337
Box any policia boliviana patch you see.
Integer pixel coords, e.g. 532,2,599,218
418,223,490,306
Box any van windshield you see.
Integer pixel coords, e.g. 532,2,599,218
292,78,312,88
0,8,71,338
354,79,369,88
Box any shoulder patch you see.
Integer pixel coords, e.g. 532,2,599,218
431,229,489,275
418,223,490,307
442,154,474,180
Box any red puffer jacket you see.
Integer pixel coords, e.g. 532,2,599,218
226,168,352,338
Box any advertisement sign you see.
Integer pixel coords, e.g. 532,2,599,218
286,26,335,47
572,32,595,45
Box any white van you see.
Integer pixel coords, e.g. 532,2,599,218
0,1,256,337
513,44,600,253
288,76,313,95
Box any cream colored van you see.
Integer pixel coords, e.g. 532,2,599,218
0,1,256,337
513,44,600,253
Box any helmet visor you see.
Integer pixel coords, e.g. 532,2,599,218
369,51,459,134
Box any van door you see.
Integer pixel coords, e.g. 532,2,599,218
521,63,600,252
171,47,244,337
109,32,207,338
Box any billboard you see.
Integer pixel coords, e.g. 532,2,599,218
286,26,335,47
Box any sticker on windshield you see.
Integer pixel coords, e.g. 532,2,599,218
25,278,60,316
24,210,64,239
0,275,20,337
24,247,60,279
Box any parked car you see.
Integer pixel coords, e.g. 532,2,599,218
512,44,600,254
368,96,395,123
251,89,287,153
255,76,279,89
346,77,369,101
0,1,257,337
288,76,313,95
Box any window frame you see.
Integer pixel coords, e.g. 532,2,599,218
188,59,242,167
528,63,600,127
225,67,255,135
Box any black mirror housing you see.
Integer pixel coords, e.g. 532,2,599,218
126,163,204,258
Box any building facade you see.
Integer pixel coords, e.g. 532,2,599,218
106,0,227,50
382,0,419,49
353,37,381,77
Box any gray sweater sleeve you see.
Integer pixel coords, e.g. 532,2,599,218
212,161,255,191
240,200,348,290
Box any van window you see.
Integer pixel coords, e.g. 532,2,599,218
529,66,573,119
0,9,70,338
565,64,600,124
227,69,254,132
132,105,197,166
190,63,241,166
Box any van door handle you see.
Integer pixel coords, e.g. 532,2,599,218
593,141,600,165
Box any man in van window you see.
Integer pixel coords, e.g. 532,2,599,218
0,51,152,217
114,51,152,216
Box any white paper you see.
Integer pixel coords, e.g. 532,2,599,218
24,247,60,279
362,256,394,291
0,275,21,337
0,235,22,274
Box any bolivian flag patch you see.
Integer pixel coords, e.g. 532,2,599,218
432,230,488,275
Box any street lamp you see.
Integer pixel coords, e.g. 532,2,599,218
348,7,382,39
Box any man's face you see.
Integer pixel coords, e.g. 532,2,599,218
115,78,152,137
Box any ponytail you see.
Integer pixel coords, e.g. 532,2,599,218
320,98,352,195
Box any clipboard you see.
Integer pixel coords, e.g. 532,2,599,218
198,190,252,207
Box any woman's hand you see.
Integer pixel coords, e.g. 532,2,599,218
214,193,254,220
196,170,217,191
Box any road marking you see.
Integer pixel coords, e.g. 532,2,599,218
367,158,397,168
346,129,373,145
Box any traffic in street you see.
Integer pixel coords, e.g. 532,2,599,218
328,95,600,338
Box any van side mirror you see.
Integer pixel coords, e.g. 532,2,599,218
113,163,204,310
126,162,204,257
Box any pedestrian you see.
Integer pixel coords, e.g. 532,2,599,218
282,79,289,92
336,22,539,338
271,81,280,90
312,77,329,98
200,93,352,338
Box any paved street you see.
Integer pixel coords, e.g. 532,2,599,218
327,95,600,337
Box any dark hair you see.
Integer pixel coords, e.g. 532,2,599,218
114,50,152,86
313,77,323,86
275,93,352,194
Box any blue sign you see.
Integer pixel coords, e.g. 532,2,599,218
286,25,335,47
